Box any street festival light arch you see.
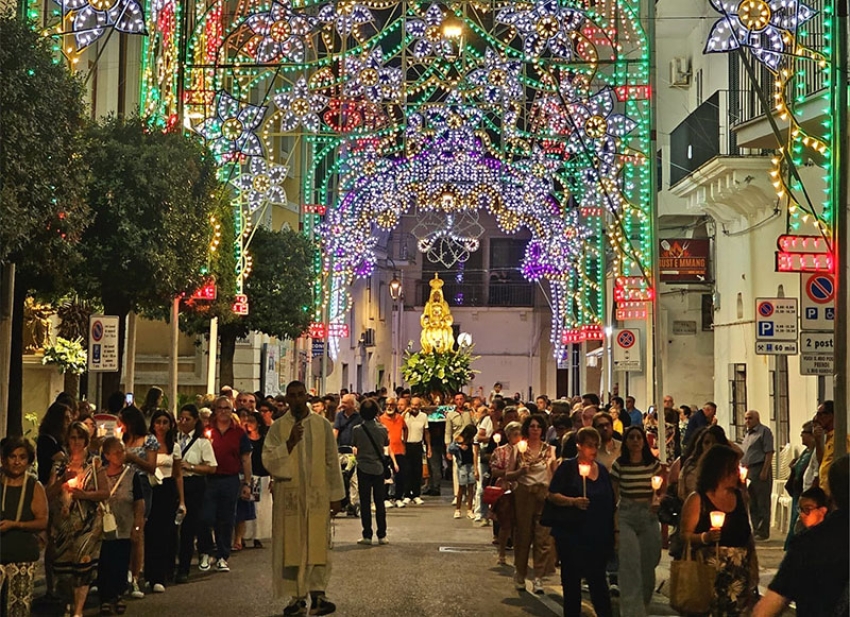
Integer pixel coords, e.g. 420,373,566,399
131,0,655,362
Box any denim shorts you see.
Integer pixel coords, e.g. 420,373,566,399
457,463,476,486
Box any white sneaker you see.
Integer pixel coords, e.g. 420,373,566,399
413,497,424,505
130,579,145,599
402,497,411,505
395,499,406,508
384,500,395,509
453,510,461,519
152,583,165,593
199,554,210,571
378,537,389,545
216,558,230,572
466,510,475,519
357,537,372,545
533,579,544,595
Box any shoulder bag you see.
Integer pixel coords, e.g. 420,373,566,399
362,424,393,480
539,460,586,528
669,539,717,614
102,466,130,540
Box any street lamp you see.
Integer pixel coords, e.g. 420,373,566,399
389,274,402,301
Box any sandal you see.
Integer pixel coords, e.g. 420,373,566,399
114,600,127,615
252,539,264,549
100,603,114,616
231,543,243,551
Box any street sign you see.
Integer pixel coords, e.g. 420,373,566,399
801,273,835,331
755,298,798,341
613,329,642,371
755,341,798,355
800,332,834,375
88,315,120,372
312,341,325,358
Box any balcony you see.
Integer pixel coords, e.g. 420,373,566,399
414,269,535,308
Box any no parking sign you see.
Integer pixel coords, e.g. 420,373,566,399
801,273,835,331
613,329,642,372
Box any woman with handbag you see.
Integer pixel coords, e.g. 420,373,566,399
119,405,158,599
679,444,757,616
144,410,186,593
611,426,664,617
505,413,556,594
351,398,393,545
489,421,522,566
98,437,145,616
546,426,615,617
175,404,217,583
47,422,109,617
1,437,49,617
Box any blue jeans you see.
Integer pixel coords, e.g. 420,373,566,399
617,498,661,617
202,475,240,561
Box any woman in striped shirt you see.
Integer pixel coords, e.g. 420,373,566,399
611,426,664,617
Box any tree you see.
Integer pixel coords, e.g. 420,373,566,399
183,227,315,387
76,116,221,396
0,13,89,434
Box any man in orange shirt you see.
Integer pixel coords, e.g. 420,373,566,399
380,397,408,507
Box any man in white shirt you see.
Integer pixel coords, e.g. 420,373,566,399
403,397,431,505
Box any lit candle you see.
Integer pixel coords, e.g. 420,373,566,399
739,465,748,483
66,476,79,489
493,433,502,444
114,426,123,439
205,429,213,440
97,424,106,437
579,463,591,497
651,475,663,491
517,440,528,454
709,510,726,530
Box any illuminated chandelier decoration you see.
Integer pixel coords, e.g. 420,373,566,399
703,0,835,249
129,0,652,362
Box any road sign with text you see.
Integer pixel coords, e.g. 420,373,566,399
755,298,798,341
613,329,642,372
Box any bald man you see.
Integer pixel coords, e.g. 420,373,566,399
741,410,775,540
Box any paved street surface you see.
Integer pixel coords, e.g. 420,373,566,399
33,487,791,617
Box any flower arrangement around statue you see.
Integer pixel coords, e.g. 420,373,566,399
401,274,477,399
42,337,88,375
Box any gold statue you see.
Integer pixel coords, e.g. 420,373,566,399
23,297,54,354
420,274,455,354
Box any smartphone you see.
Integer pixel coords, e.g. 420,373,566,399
125,393,134,406
648,405,656,415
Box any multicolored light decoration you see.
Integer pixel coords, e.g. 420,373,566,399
703,0,835,252
129,0,652,362
52,0,147,52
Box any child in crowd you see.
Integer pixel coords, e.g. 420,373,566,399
449,424,478,519
796,486,829,531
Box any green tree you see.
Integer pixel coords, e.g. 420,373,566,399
183,226,315,387
76,116,221,396
0,13,89,434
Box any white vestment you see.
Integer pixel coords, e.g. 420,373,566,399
263,412,345,599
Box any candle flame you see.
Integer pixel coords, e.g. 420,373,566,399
710,510,726,530
517,440,528,454
578,463,591,477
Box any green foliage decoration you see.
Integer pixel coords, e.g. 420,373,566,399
42,336,88,374
401,346,479,397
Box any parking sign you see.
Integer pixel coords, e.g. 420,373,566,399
801,273,835,331
755,298,798,341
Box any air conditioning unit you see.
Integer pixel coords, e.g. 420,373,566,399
669,57,691,87
361,328,376,347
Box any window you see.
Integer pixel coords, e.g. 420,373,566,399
489,238,533,306
701,294,714,331
729,363,748,442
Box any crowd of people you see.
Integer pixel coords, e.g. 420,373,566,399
1,383,848,617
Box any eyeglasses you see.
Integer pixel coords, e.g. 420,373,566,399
528,424,543,429
594,422,611,429
798,505,822,515
215,406,232,411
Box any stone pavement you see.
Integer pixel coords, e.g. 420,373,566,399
30,486,793,617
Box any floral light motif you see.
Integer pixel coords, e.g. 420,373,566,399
317,0,373,38
467,48,523,106
273,77,328,132
55,0,147,50
231,157,289,212
704,0,816,71
243,0,317,64
196,91,266,162
497,0,585,60
565,87,636,173
343,47,403,104
405,4,454,59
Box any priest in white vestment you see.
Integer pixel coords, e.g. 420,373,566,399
263,380,345,616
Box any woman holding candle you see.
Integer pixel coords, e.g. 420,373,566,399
505,413,556,594
610,426,663,617
47,422,109,617
547,427,615,617
680,444,757,616
119,405,158,599
144,410,186,593
489,421,523,565
1,437,49,617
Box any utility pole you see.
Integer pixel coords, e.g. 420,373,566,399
833,0,848,456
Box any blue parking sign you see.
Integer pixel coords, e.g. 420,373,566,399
758,322,774,337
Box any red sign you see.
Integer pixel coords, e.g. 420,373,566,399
231,294,249,315
775,252,834,273
617,330,636,348
190,280,217,301
659,239,710,283
302,204,327,215
804,274,835,304
616,301,648,321
614,277,654,302
561,325,603,344
776,235,829,254
308,322,350,339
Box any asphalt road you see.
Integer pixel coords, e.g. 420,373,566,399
33,488,680,617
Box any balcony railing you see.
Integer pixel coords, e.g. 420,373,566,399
415,270,535,308
669,90,771,187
